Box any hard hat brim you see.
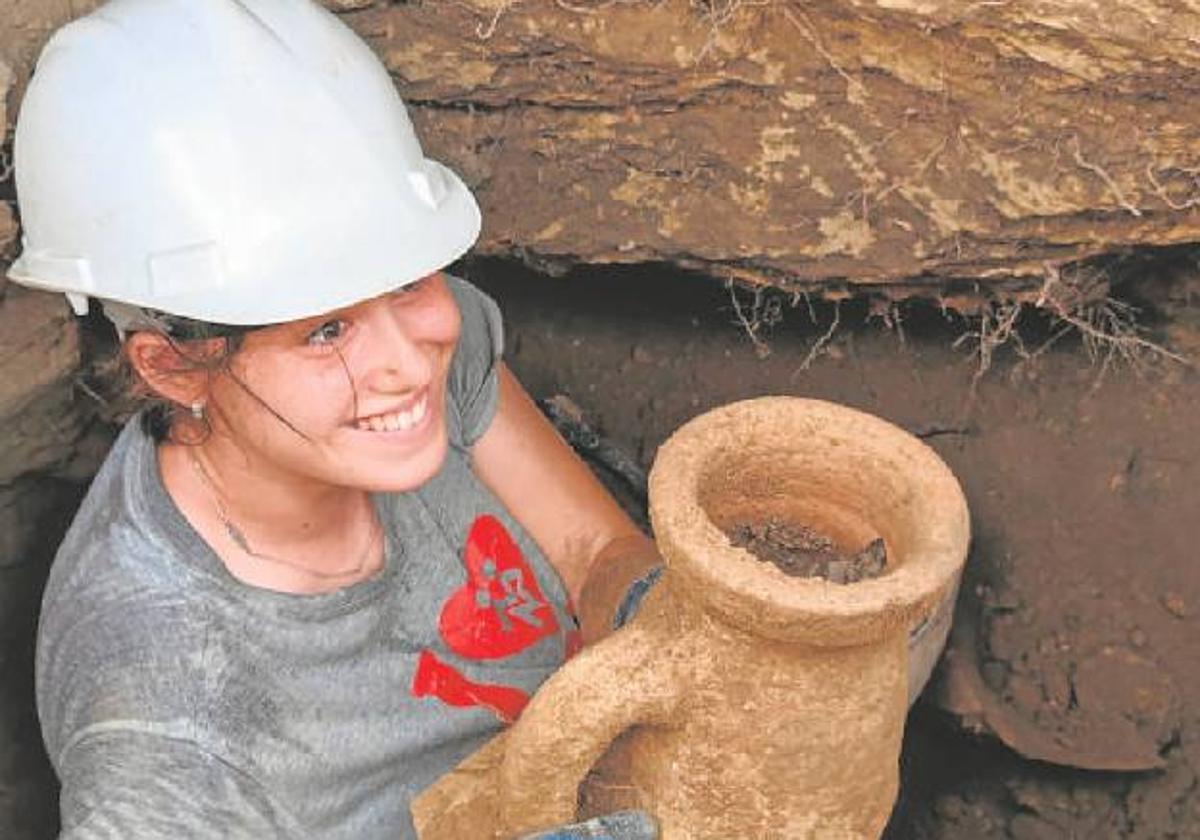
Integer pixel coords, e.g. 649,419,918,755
8,160,483,327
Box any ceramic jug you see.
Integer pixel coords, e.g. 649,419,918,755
414,397,970,840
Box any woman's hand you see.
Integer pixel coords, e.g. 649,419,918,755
575,534,663,646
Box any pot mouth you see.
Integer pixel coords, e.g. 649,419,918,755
648,397,971,647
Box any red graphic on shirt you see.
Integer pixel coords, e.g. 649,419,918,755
438,514,559,660
411,650,530,723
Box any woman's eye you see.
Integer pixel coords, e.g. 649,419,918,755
307,319,347,346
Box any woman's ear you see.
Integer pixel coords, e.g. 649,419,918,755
124,331,223,408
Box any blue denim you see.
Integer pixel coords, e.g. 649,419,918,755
613,565,664,630
519,810,658,840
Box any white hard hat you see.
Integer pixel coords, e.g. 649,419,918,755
7,0,481,325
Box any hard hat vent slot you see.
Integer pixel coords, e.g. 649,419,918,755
9,249,95,292
408,161,449,210
149,241,224,298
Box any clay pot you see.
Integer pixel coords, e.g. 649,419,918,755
413,397,970,840
502,398,970,838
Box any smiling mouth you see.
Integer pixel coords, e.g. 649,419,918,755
354,392,430,433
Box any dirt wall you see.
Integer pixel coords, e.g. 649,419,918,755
0,1,101,110
333,0,1200,299
5,1,1200,301
0,10,99,834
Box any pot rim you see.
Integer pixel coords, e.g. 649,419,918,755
648,396,971,646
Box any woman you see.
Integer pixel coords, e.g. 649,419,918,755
10,0,660,836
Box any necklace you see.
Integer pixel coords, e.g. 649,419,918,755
187,447,380,581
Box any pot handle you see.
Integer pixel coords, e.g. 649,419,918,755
496,602,684,838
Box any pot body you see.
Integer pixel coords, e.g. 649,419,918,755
586,588,909,839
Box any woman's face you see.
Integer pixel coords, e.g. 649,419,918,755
204,272,462,492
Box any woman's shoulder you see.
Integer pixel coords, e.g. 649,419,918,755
36,530,216,767
37,417,220,737
444,273,503,358
37,504,238,772
44,417,194,605
38,422,210,678
442,274,505,449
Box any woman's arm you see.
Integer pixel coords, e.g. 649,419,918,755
56,730,287,839
471,364,661,643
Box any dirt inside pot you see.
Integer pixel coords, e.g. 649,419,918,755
725,519,888,584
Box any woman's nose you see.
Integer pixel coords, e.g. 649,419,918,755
359,303,433,390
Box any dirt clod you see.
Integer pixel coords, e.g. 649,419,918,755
631,345,654,365
725,519,887,584
1160,592,1189,619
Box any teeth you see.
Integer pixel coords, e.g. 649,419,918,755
356,395,428,433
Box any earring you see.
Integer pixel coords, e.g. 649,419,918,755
191,402,205,420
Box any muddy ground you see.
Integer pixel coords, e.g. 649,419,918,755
463,254,1200,839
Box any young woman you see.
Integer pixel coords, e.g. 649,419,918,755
10,0,659,836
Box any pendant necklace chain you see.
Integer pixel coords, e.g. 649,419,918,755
187,447,379,581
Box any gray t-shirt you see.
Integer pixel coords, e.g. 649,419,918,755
36,277,579,839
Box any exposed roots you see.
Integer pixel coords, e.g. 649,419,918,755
690,0,772,63
796,300,840,372
727,281,845,369
725,259,1190,383
553,0,658,15
954,263,1192,382
781,6,868,105
1068,135,1143,218
690,0,769,28
952,298,1031,381
1145,164,1200,211
726,280,780,359
870,298,908,347
1037,263,1191,377
471,0,521,39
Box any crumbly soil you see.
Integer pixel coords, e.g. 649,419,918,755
467,252,1200,840
725,519,887,584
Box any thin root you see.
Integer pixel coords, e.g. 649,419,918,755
727,280,779,359
1145,163,1200,211
782,7,869,105
953,298,1028,382
796,301,841,373
1070,136,1142,218
474,0,519,39
689,0,772,64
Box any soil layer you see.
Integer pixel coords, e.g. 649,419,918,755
338,0,1200,296
466,254,1200,840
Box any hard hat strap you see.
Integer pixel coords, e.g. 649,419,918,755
100,299,260,342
